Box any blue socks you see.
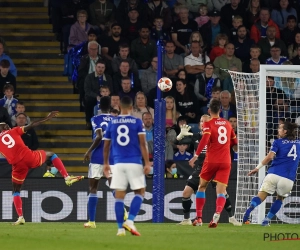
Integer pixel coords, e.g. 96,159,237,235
115,199,125,229
196,191,205,198
128,195,143,221
266,199,282,220
245,196,261,217
88,193,98,222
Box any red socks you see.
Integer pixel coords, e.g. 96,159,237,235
51,154,68,178
216,195,226,214
13,195,23,217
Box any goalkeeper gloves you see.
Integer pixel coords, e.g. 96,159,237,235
176,124,193,140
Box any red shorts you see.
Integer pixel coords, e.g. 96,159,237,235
200,162,231,186
12,150,46,184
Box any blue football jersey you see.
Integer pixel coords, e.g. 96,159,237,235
268,138,300,181
90,113,114,164
104,115,145,164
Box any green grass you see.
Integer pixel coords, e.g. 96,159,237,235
0,223,299,250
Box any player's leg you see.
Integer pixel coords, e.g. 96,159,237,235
110,163,128,236
261,177,294,226
123,163,146,236
193,178,209,226
44,151,84,185
84,163,102,228
12,182,25,225
243,174,277,224
178,185,194,225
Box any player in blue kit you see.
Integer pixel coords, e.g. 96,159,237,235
83,96,114,229
243,122,300,226
103,96,151,236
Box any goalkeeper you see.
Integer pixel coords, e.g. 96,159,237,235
177,115,241,226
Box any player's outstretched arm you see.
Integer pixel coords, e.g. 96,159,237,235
23,111,59,132
248,151,275,176
103,140,111,178
83,129,103,162
138,134,151,175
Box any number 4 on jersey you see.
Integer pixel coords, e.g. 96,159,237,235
287,144,297,161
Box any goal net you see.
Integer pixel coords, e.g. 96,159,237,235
229,65,300,224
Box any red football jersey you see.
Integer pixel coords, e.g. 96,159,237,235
201,117,237,164
0,127,31,165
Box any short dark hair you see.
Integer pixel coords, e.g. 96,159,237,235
209,99,221,114
96,60,106,66
99,96,111,112
142,111,152,120
287,15,297,22
120,96,133,108
139,24,150,31
16,101,24,107
119,43,130,50
228,115,237,120
3,84,14,93
165,40,175,46
0,59,10,68
212,86,222,93
121,76,131,82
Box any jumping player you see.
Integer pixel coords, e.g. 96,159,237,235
103,96,151,236
0,111,84,225
177,115,240,226
243,122,300,226
189,99,237,227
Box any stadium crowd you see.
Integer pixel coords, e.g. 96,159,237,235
1,0,300,177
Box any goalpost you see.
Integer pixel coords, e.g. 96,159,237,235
229,65,300,224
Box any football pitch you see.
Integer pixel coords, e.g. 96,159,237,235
0,223,299,250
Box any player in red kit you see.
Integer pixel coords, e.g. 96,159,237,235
189,99,237,228
0,111,84,225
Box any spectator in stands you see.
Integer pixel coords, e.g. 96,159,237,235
266,76,287,111
250,8,280,43
165,160,178,178
229,15,243,41
281,15,300,48
147,0,172,30
116,0,148,24
219,90,237,120
209,33,228,63
118,76,137,102
142,111,154,142
0,60,16,93
194,4,210,28
266,45,288,64
174,143,193,161
288,32,300,59
68,10,92,49
89,0,115,32
211,86,222,100
200,9,230,53
233,25,255,63
112,60,140,93
0,84,17,117
220,0,246,29
165,96,180,128
121,8,144,43
101,23,128,62
291,45,300,65
207,0,230,12
243,44,261,72
214,43,242,81
132,91,155,120
185,31,204,57
174,79,199,123
258,25,288,63
194,62,221,115
245,0,261,30
0,106,12,127
0,41,17,77
110,93,120,110
271,0,297,30
15,113,39,150
229,115,237,133
111,44,138,74
77,41,102,111
184,41,210,83
150,16,170,43
163,41,184,81
94,86,111,116
177,69,187,80
11,101,31,127
171,6,198,54
249,58,260,73
141,56,158,95
131,25,156,70
84,60,113,129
